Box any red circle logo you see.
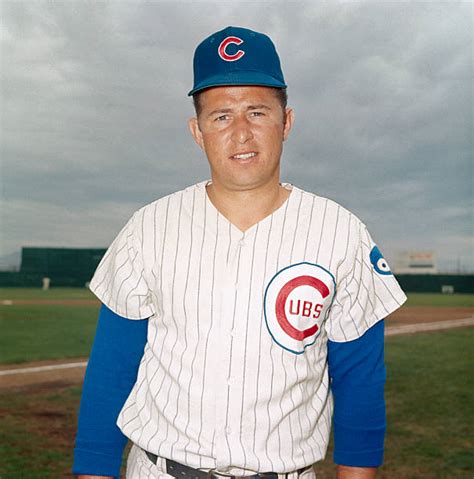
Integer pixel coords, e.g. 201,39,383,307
264,263,335,354
275,275,330,340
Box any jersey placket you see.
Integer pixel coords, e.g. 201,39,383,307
213,227,251,471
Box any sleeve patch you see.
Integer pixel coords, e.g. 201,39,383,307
370,245,392,276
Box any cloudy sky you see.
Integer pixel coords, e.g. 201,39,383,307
1,1,472,272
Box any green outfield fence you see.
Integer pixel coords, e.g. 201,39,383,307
396,274,473,294
0,247,106,288
0,247,473,292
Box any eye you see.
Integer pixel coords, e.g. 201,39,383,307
250,111,265,117
214,114,230,121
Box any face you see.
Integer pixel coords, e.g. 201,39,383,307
188,86,294,193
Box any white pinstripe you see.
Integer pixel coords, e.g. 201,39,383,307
90,180,406,476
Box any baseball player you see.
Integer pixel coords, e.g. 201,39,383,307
73,26,406,479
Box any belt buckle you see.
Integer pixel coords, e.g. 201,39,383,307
207,468,235,479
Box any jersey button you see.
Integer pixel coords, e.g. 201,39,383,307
225,427,232,434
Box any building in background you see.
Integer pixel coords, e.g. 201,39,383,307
394,250,438,274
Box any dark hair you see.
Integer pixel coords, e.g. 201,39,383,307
192,87,288,117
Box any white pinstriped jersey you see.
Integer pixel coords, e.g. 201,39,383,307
90,180,406,474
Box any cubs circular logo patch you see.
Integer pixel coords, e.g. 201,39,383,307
264,262,336,354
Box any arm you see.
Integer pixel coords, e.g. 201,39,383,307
336,466,376,479
73,304,148,479
328,320,386,479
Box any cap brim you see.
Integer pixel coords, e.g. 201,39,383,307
188,71,286,96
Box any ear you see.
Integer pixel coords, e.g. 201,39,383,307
188,117,204,150
282,107,295,141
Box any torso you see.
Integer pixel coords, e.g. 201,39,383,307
91,180,406,473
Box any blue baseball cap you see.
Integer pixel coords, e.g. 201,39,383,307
188,26,287,96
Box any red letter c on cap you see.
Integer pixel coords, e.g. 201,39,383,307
218,36,245,62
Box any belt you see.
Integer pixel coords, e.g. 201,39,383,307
144,451,310,479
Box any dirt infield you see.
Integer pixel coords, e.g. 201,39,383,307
385,317,474,336
386,306,473,326
1,306,472,390
0,358,88,389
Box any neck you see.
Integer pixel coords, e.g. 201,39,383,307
206,180,291,233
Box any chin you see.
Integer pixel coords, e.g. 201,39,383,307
229,175,274,191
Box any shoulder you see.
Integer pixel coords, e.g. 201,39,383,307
129,180,208,229
292,185,368,233
137,180,206,215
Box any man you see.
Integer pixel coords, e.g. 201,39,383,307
73,26,406,479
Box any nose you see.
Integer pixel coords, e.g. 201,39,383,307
231,116,254,144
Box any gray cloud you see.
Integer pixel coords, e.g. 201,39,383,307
1,1,472,272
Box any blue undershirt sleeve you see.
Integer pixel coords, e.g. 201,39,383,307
73,304,148,478
328,320,386,467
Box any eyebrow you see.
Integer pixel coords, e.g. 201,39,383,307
246,104,271,111
207,104,272,118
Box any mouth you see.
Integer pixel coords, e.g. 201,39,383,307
230,151,258,162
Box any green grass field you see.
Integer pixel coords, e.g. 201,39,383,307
0,305,99,363
0,288,100,363
382,329,473,477
0,329,472,478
